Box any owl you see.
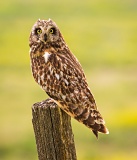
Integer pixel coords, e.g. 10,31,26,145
29,19,109,138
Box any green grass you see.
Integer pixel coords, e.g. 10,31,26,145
0,0,137,159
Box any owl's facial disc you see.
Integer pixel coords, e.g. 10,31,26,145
29,19,61,48
33,25,58,43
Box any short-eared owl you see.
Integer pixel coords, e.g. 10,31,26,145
29,19,109,138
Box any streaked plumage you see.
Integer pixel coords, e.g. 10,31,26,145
29,19,109,138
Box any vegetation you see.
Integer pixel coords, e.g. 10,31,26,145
0,0,137,159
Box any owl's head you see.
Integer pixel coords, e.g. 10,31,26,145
29,19,62,48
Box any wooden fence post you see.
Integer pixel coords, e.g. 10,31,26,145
32,98,77,160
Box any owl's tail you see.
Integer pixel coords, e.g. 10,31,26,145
74,106,109,139
92,124,109,139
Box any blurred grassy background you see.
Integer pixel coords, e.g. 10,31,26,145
0,0,137,159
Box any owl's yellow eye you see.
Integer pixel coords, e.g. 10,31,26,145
50,28,56,34
36,28,42,35
50,28,54,34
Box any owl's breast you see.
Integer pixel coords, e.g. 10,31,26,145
31,52,59,94
31,54,47,85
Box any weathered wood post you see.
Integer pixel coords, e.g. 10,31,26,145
32,98,77,160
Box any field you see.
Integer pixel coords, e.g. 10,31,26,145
0,0,137,159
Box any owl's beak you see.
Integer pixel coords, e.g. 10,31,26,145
44,33,47,42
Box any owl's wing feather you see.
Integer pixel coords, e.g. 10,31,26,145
45,50,109,138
